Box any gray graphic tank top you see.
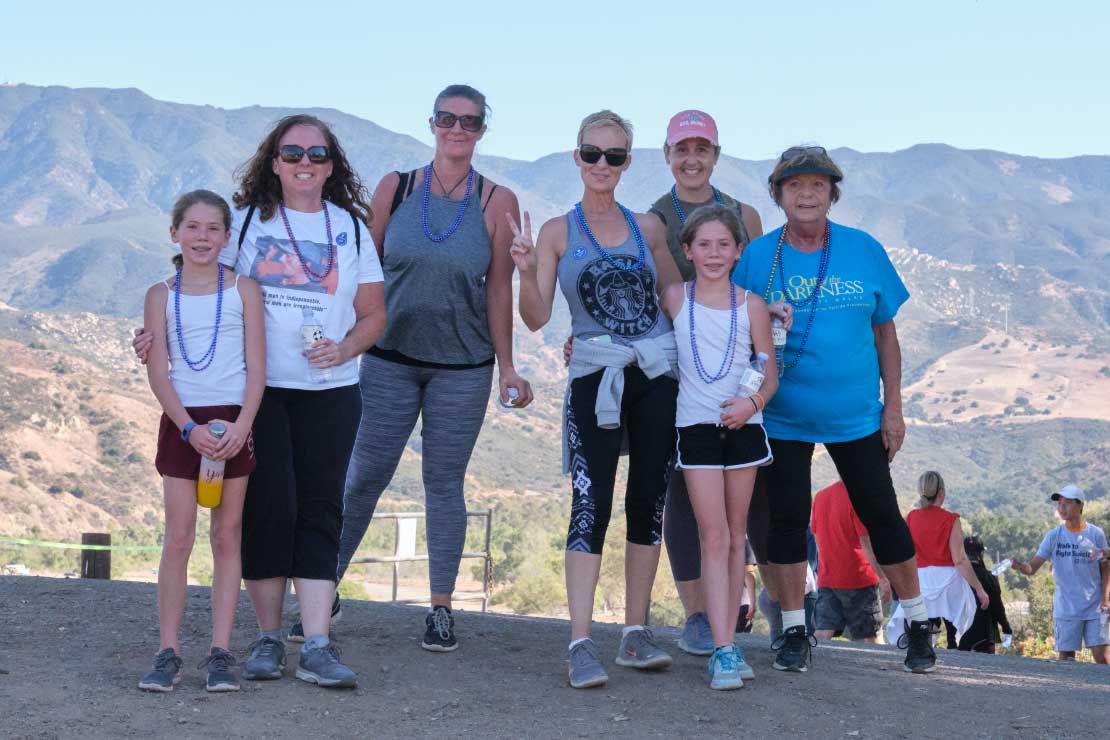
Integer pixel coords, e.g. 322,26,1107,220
557,210,672,346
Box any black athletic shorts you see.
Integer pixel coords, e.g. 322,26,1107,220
675,423,772,470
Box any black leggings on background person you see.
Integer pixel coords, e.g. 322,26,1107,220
762,431,914,565
565,368,677,554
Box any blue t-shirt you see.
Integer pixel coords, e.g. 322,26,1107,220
731,222,909,443
1036,523,1108,621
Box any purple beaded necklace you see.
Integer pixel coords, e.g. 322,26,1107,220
174,264,224,372
687,278,739,384
574,202,646,272
762,222,831,370
279,201,335,281
670,185,723,225
422,163,475,243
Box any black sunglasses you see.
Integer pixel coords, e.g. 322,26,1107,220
277,145,331,164
578,144,629,167
780,146,827,161
433,111,484,132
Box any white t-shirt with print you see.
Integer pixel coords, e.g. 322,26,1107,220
219,202,383,390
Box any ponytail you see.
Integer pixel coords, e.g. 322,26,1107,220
917,470,945,507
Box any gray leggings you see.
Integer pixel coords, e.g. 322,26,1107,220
336,354,493,593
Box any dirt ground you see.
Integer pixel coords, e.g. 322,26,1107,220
3,576,1108,739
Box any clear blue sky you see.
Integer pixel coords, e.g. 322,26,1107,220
3,1,1105,161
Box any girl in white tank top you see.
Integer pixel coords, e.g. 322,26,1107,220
139,191,265,693
659,204,779,689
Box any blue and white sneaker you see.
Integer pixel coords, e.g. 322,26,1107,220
707,645,744,690
677,612,714,656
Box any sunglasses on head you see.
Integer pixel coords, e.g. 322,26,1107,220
780,146,827,161
277,145,331,164
578,144,629,167
433,110,484,132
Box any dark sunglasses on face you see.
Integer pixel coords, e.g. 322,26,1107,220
780,145,827,161
578,144,629,167
433,110,484,132
278,145,331,164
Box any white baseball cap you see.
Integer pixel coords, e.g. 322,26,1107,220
1050,484,1086,503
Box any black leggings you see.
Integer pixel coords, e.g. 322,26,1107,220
241,384,361,581
762,431,915,566
565,368,677,554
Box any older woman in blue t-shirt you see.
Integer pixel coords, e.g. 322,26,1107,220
731,146,935,675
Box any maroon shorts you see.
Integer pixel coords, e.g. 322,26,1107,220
155,404,256,480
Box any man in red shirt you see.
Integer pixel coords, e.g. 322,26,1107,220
811,481,890,642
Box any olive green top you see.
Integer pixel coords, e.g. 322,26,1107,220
649,189,750,281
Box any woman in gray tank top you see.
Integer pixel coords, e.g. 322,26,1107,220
513,110,682,689
647,109,769,658
334,84,533,653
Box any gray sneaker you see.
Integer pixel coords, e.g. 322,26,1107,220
138,647,182,692
199,647,240,692
677,612,714,656
567,639,608,689
296,642,357,688
615,627,673,670
242,636,285,680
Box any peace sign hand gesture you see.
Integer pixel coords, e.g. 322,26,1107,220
507,211,538,274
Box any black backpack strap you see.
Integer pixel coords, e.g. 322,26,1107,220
352,214,361,254
481,183,499,213
238,204,256,248
390,170,413,216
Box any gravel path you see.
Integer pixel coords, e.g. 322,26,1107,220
3,576,1108,739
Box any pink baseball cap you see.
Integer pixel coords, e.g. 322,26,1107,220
666,110,719,147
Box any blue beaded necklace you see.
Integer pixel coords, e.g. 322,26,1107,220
279,200,335,281
762,222,831,370
670,185,723,224
174,263,224,372
422,163,475,243
573,202,646,272
687,278,739,384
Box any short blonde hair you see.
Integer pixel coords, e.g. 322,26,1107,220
577,110,633,149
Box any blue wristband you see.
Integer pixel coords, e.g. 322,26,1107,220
181,422,197,442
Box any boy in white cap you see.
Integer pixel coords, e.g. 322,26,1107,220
1013,484,1109,663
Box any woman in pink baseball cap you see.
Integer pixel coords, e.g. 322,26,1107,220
648,110,769,658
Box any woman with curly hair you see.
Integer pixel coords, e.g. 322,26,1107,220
135,114,386,688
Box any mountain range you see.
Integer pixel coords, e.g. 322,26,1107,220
0,83,1106,543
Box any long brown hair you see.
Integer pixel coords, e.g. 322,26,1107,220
232,114,372,227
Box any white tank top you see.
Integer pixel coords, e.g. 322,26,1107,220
166,273,247,407
674,284,763,427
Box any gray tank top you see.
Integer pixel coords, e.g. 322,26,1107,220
376,181,493,365
649,190,749,281
557,210,672,346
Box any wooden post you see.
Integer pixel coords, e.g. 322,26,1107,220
81,533,111,579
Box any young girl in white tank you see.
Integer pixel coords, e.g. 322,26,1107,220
661,203,778,690
139,190,265,693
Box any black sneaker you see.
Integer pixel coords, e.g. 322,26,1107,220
138,647,183,692
199,647,240,692
288,592,343,643
421,606,457,652
899,620,938,674
771,625,815,672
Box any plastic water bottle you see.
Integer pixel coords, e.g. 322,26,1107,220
1077,535,1105,561
737,352,768,398
499,387,520,412
771,316,787,377
300,308,332,384
197,422,227,509
990,558,1013,576
1001,633,1013,649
